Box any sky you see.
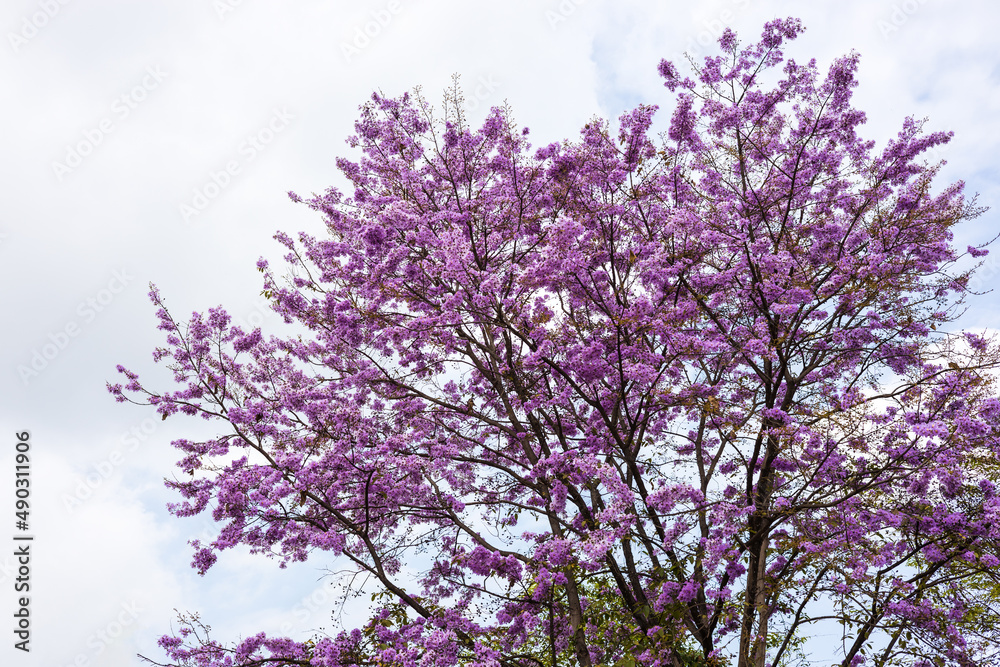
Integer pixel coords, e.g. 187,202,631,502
1,0,999,665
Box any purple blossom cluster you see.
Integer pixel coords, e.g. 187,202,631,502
113,18,1000,667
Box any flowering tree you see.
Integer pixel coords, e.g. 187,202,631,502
113,18,1000,667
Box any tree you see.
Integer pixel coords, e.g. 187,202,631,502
111,18,1000,667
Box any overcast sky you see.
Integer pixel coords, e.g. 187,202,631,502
2,1,999,665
